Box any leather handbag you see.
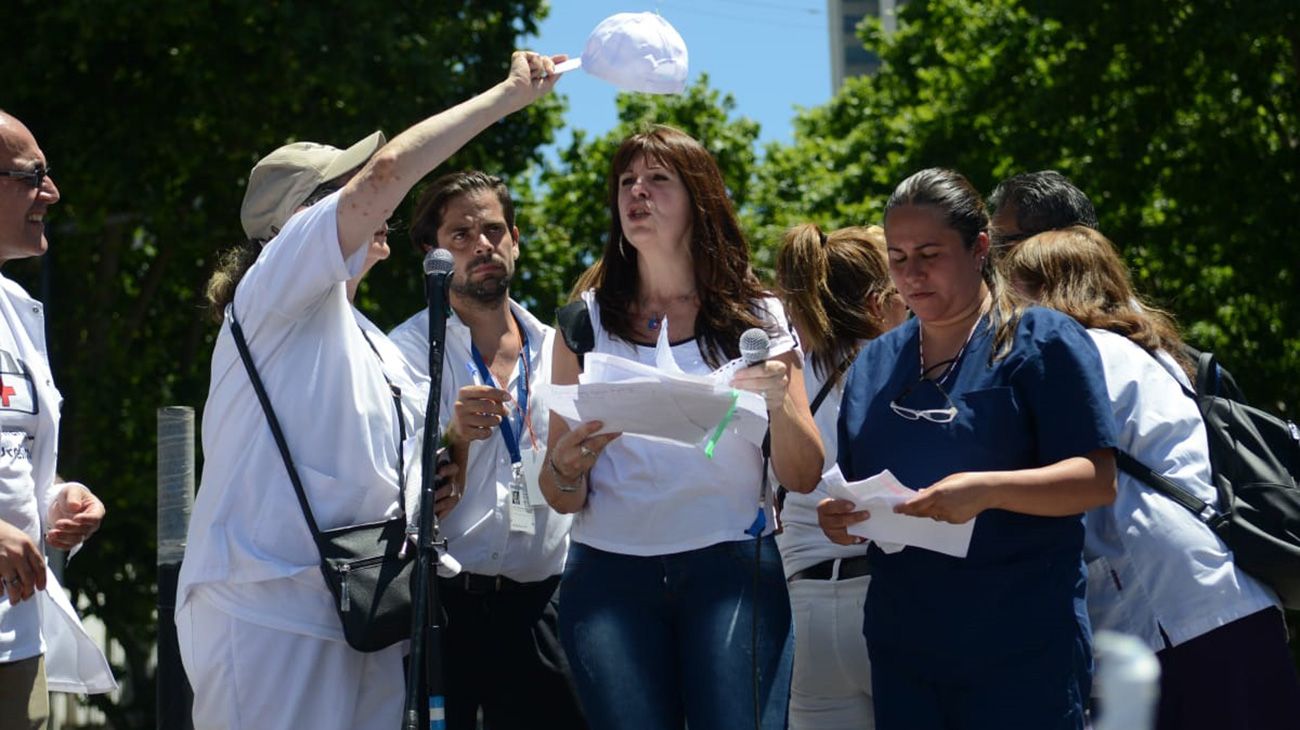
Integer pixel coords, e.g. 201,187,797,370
230,310,414,652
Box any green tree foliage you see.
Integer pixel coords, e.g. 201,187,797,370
514,77,761,319
5,1,560,725
754,0,1300,413
751,0,1300,660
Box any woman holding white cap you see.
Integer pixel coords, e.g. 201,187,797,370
177,51,563,730
541,125,824,730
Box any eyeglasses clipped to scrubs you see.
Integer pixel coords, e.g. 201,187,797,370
890,317,982,425
889,376,959,423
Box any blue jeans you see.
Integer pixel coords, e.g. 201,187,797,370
559,536,794,730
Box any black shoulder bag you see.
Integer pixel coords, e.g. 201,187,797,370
230,310,415,652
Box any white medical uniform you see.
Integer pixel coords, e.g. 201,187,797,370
177,194,423,730
389,303,569,582
1084,329,1277,652
0,272,116,695
776,352,874,730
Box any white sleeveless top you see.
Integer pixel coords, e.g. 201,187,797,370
572,290,798,556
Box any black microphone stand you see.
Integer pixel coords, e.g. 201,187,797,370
403,251,454,730
739,328,771,730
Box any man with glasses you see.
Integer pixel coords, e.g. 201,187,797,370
987,170,1098,252
0,110,115,729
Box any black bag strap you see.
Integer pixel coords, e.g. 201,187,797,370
1116,449,1219,523
357,329,407,503
1195,349,1246,403
773,357,850,516
808,355,856,417
808,373,838,416
228,308,407,542
557,300,595,369
229,310,324,537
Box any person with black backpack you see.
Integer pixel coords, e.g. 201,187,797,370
1003,225,1300,730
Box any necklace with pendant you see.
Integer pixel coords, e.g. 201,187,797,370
641,291,696,332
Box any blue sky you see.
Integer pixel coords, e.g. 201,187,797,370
526,1,834,155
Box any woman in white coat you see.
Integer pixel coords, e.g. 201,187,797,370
1003,225,1300,730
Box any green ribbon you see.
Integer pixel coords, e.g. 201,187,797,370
704,389,741,459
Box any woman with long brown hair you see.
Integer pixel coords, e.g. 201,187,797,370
539,125,823,729
773,223,905,729
1003,225,1300,730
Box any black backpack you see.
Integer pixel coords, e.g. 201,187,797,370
557,301,595,366
1117,349,1300,609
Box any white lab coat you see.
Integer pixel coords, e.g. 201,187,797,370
0,273,116,694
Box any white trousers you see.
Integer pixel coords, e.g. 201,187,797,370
177,591,405,730
788,573,875,730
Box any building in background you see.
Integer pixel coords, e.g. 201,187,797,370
828,0,902,88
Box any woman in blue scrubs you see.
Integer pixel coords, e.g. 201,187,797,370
820,168,1118,730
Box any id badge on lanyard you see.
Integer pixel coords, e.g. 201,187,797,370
470,320,539,536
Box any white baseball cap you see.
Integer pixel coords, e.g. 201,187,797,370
555,12,689,94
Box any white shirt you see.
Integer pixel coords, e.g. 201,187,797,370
573,291,798,556
775,352,871,577
389,301,570,582
1084,329,1276,651
177,194,427,642
0,273,115,693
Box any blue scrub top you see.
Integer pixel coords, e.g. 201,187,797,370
838,307,1116,679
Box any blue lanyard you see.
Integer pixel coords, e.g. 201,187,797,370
468,319,531,464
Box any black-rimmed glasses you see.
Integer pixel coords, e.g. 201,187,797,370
889,376,960,423
0,165,51,189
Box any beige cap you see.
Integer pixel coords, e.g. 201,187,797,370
239,130,386,241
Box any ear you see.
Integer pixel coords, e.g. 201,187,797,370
510,226,521,260
866,291,885,322
973,231,991,269
420,243,434,254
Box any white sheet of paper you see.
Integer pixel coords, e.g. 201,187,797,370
545,379,767,446
821,465,976,558
542,318,768,447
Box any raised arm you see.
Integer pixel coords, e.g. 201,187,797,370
335,52,563,259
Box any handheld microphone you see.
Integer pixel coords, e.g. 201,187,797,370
739,327,770,368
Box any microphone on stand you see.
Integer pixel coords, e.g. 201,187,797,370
405,247,455,730
424,249,454,318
